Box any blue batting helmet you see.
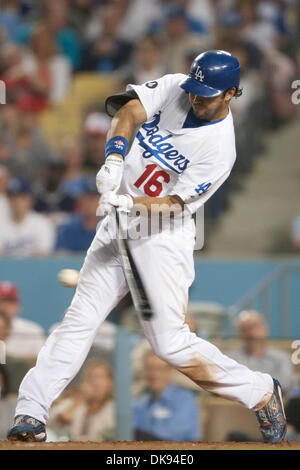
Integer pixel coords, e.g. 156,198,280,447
180,50,240,98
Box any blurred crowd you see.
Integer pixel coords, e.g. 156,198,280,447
0,0,299,254
0,0,299,444
0,277,300,442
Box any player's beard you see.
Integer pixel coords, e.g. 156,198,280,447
190,96,228,122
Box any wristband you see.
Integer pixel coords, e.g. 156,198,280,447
105,136,129,159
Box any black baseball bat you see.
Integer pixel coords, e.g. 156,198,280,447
115,209,153,321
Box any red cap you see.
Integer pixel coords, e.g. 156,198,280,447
0,281,20,301
84,112,110,136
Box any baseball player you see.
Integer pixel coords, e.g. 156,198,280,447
8,50,286,443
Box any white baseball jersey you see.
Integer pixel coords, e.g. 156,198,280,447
0,211,55,256
119,73,237,217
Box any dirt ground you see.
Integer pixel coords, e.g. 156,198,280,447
0,441,300,450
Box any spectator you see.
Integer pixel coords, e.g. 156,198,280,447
134,351,201,441
23,24,72,105
48,359,115,441
82,2,132,72
152,2,210,37
158,7,211,74
60,136,85,198
15,1,81,70
0,36,70,110
0,363,9,397
262,48,298,125
177,0,217,32
1,95,58,183
42,1,81,69
0,308,32,395
243,0,293,52
214,18,263,71
0,363,17,440
55,177,99,253
285,396,300,442
121,34,166,85
0,165,10,218
0,178,55,257
82,112,111,172
0,92,19,141
69,0,96,39
219,0,295,53
0,309,12,343
117,0,161,43
226,310,295,395
33,161,76,226
0,281,46,359
85,0,160,44
223,41,263,124
0,0,22,43
0,42,49,111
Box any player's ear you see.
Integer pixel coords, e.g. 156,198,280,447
224,87,236,102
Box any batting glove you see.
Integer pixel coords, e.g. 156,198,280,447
96,155,124,195
97,190,134,216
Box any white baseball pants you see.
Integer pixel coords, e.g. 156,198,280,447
16,216,273,423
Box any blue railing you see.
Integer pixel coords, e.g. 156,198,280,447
226,261,300,338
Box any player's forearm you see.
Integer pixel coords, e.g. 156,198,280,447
106,108,135,147
97,100,147,194
134,195,184,215
106,99,147,153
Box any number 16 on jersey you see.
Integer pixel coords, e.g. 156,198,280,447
134,164,170,197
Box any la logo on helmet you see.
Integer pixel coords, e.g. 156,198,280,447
194,66,204,82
